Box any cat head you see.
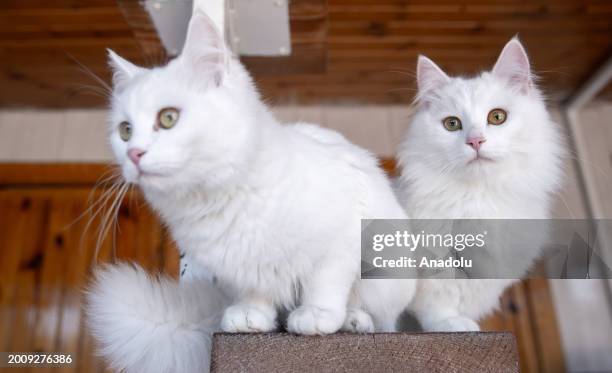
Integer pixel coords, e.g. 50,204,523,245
107,11,261,193
405,37,556,178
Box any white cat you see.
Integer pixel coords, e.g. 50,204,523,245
395,38,564,331
87,11,415,373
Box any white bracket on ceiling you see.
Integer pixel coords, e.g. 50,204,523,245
143,0,193,56
226,0,291,56
144,0,291,57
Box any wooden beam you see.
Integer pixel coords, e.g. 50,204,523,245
0,163,112,187
243,43,327,76
211,332,519,372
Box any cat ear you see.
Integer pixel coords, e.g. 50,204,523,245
417,55,450,97
107,49,146,90
492,37,532,92
180,10,229,87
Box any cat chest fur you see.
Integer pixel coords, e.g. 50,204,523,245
144,178,362,306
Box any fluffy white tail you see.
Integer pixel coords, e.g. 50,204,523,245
85,262,228,373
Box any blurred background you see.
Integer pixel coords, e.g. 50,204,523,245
1,1,611,372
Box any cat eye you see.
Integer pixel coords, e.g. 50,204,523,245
119,121,132,141
442,116,462,131
488,109,507,125
158,107,180,129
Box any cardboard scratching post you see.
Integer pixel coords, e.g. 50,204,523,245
211,332,519,372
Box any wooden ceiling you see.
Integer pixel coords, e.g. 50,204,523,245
1,0,611,108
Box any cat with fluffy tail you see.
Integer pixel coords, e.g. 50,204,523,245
395,38,564,332
85,10,415,373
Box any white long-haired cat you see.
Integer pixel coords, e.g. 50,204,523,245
396,38,564,331
86,11,415,372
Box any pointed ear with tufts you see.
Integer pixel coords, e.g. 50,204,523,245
180,10,229,87
416,55,450,101
107,49,146,91
492,37,532,93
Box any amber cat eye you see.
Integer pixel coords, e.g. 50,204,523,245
488,108,507,125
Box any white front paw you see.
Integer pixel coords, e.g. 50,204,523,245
342,308,375,333
287,306,345,335
429,316,480,332
221,304,276,333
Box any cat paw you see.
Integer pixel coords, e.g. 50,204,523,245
287,306,344,335
428,316,480,332
221,305,276,333
342,308,375,333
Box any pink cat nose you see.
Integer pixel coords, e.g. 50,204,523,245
466,136,486,151
127,148,146,165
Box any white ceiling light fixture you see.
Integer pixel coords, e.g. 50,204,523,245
144,0,291,57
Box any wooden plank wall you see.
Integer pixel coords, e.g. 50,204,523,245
1,0,611,107
0,164,565,372
0,187,173,373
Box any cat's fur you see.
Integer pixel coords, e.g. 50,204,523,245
86,263,227,373
86,11,415,372
395,38,564,331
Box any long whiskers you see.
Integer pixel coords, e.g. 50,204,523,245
66,169,121,234
65,52,112,95
68,165,130,262
68,84,111,100
94,182,130,260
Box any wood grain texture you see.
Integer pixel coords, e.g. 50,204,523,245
211,332,519,373
525,279,566,373
1,0,611,107
0,163,112,187
0,0,329,107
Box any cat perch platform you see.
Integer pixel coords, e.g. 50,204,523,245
210,332,519,372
